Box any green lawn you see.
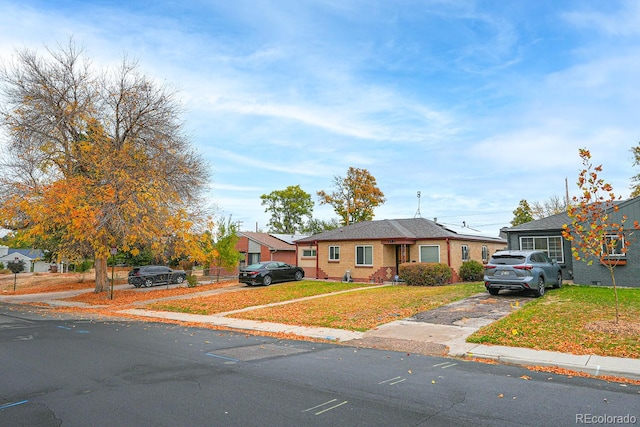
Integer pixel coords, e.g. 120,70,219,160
467,285,640,358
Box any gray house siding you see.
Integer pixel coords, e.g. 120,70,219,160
570,197,640,288
505,196,640,288
505,229,574,280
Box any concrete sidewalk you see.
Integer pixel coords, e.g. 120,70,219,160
2,285,639,381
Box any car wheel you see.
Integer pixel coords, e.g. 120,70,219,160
534,276,545,297
294,270,303,281
175,275,185,284
133,283,141,288
553,273,562,289
262,275,272,286
144,278,153,288
487,288,499,296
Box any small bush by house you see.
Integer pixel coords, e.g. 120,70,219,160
459,260,484,282
399,262,452,286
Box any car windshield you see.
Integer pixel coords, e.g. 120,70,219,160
490,255,526,265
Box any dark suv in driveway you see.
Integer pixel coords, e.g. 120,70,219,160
483,250,562,297
128,265,187,288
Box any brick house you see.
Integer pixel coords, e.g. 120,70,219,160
237,232,308,268
295,218,506,283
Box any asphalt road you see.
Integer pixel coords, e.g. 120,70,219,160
1,303,638,427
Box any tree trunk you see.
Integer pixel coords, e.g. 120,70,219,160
94,255,109,293
608,266,620,324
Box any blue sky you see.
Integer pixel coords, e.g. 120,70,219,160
1,0,640,237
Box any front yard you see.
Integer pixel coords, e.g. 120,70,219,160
4,272,640,359
467,285,640,359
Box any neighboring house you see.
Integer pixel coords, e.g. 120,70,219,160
295,218,506,283
0,245,49,273
504,196,640,288
503,211,573,280
236,232,309,268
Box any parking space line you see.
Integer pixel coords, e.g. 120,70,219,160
378,376,401,384
303,399,337,412
303,398,349,415
0,400,28,410
433,362,458,369
205,352,240,363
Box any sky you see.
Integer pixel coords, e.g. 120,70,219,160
1,0,640,238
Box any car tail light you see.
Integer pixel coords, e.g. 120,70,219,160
484,264,496,269
248,272,259,276
514,265,533,270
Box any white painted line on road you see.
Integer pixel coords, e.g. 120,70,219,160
378,376,403,385
440,363,458,369
303,398,349,415
314,401,348,415
433,362,458,369
389,378,406,385
303,399,337,412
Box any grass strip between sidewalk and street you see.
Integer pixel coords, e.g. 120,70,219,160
467,285,640,359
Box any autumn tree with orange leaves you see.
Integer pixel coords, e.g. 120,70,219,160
317,167,385,226
0,39,210,293
562,148,639,324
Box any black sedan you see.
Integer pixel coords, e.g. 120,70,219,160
128,265,187,288
238,261,304,286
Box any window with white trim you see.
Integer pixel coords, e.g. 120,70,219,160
603,235,625,257
520,236,564,263
461,245,469,261
355,245,373,266
302,248,317,257
329,246,340,261
419,245,440,263
481,246,489,263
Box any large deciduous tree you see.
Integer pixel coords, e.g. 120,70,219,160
317,167,385,226
0,39,210,293
562,148,640,324
510,199,534,226
261,185,313,234
530,195,567,219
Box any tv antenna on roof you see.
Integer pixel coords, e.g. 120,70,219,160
414,191,422,218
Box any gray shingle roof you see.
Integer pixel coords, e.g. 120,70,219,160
506,211,570,232
296,217,505,243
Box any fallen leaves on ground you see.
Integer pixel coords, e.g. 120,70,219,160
66,281,239,305
467,286,640,359
526,365,640,386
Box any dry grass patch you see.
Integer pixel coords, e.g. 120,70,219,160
0,273,99,294
230,283,485,331
149,281,379,315
65,281,240,306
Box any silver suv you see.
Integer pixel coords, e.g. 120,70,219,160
483,250,562,297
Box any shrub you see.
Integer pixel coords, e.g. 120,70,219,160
0,262,4,269
186,274,198,288
76,260,93,273
459,260,484,282
399,262,452,286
